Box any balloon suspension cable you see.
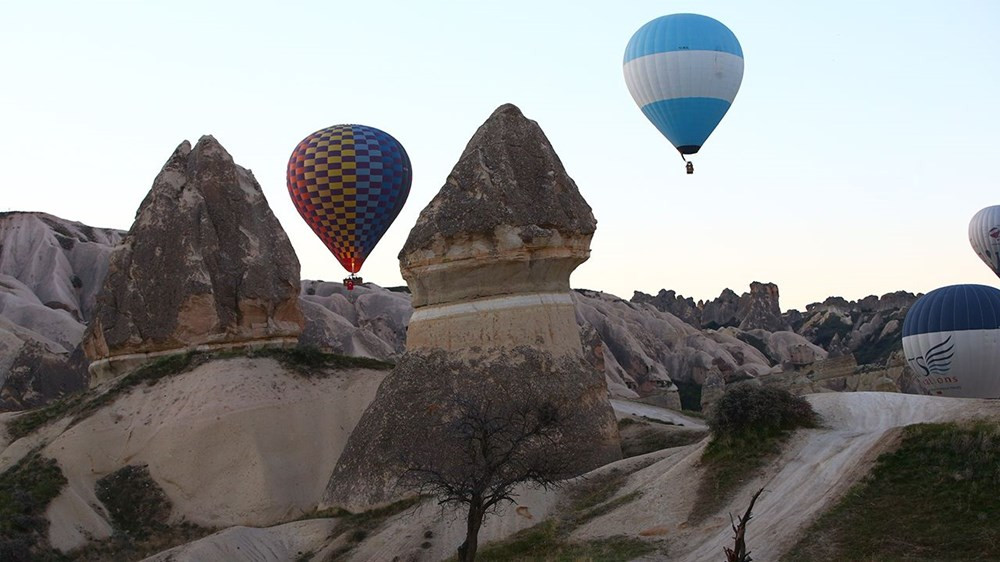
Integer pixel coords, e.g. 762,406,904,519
678,152,694,174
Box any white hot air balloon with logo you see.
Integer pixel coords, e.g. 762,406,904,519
969,205,1000,279
902,284,1000,398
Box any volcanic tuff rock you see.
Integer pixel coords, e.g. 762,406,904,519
324,348,620,511
328,104,620,510
0,212,124,323
737,281,789,332
298,280,410,359
399,103,596,312
82,137,304,381
0,213,124,405
630,289,701,326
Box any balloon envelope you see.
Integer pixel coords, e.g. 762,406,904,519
968,205,1000,279
902,284,1000,398
623,13,744,155
287,124,411,274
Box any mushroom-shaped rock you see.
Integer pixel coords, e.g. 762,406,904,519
325,105,620,511
400,103,596,357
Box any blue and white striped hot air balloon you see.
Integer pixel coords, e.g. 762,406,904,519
623,14,744,172
902,284,1000,398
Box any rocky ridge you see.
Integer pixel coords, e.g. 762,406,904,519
0,210,923,412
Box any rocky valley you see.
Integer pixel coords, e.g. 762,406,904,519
0,104,993,562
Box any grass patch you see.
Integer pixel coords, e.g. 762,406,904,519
0,451,67,561
253,346,393,375
57,464,214,561
783,421,1000,561
5,346,392,441
621,427,707,459
472,520,657,561
95,465,171,541
691,384,818,522
299,496,423,560
691,431,790,523
446,466,659,560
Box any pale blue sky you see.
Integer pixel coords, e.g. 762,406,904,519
2,1,999,310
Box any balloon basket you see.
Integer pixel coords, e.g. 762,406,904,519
343,275,363,291
686,161,694,175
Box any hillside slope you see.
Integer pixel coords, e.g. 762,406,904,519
0,354,388,553
126,392,1000,561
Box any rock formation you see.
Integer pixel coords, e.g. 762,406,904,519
398,104,596,356
0,213,124,406
631,289,701,326
737,281,789,332
325,104,621,510
81,137,304,383
700,288,741,328
0,212,123,323
298,280,410,358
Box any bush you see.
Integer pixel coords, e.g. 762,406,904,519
0,451,67,560
95,465,171,541
708,383,818,440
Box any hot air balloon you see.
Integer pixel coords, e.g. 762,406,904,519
623,13,744,174
902,284,1000,398
969,205,1000,279
287,124,411,290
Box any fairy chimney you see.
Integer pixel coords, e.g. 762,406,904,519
399,103,596,357
324,105,620,511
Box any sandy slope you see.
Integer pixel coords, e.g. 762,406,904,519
157,393,999,561
13,383,996,560
144,519,341,562
0,357,387,552
610,398,707,430
575,392,1000,561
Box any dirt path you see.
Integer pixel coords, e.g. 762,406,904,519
674,393,1000,560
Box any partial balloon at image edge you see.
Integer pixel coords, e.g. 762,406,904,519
902,283,1000,399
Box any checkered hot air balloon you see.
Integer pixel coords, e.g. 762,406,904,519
287,125,411,286
623,14,744,173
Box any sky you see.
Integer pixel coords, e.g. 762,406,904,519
2,1,999,311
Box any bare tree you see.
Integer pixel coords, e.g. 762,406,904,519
724,487,765,562
400,396,574,562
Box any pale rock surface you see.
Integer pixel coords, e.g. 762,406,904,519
142,519,340,562
13,357,388,552
0,212,123,323
0,213,122,405
82,137,304,381
298,280,409,359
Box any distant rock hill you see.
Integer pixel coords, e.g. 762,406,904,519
0,212,922,412
0,212,124,409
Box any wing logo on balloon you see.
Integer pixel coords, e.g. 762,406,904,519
907,336,955,377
